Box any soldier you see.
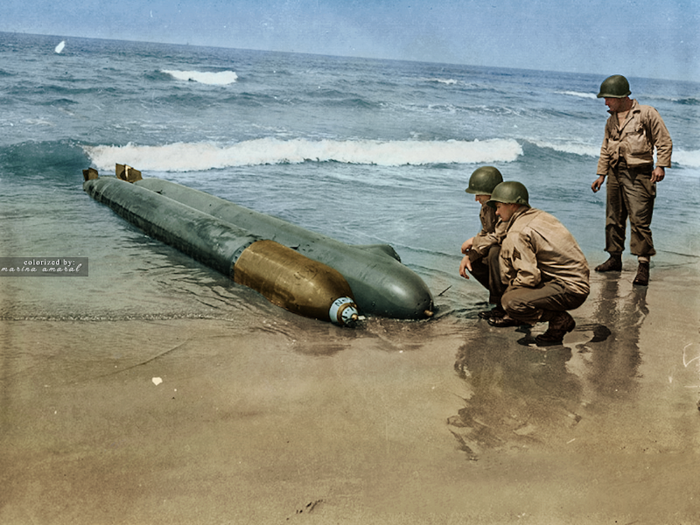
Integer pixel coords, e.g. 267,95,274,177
486,182,590,346
459,166,507,319
591,74,672,286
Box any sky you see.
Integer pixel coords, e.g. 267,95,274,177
2,0,699,82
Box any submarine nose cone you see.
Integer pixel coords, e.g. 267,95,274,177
330,296,360,327
234,240,361,327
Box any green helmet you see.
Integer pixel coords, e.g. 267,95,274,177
597,75,631,98
465,166,503,195
487,181,530,209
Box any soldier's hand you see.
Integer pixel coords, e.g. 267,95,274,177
651,166,665,183
591,175,606,193
459,255,472,279
461,237,474,254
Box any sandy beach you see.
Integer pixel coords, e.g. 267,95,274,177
1,252,699,525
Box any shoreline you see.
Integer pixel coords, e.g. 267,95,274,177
1,258,699,524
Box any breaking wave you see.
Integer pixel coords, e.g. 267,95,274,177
673,149,700,169
423,78,458,85
559,90,597,100
529,139,600,158
530,139,700,169
162,69,238,85
83,138,523,172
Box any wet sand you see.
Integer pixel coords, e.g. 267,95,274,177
1,256,700,524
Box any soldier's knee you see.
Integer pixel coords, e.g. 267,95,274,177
502,295,531,316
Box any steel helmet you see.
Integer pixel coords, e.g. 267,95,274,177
465,166,503,195
487,181,530,209
597,75,631,98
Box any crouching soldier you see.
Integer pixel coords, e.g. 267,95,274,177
486,181,590,346
459,166,508,319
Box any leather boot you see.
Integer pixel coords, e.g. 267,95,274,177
478,305,505,319
487,315,522,327
633,262,650,286
535,311,576,346
594,255,622,272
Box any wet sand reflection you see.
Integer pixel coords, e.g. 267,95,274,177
450,275,649,459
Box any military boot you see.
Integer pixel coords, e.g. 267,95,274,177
633,261,650,286
594,254,622,272
478,305,505,320
535,311,576,346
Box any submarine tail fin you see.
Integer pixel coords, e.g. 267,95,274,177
116,164,142,183
353,244,402,262
83,168,99,181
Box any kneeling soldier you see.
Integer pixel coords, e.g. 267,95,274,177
459,166,507,320
486,181,590,346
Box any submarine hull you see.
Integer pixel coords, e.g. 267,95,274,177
84,176,359,326
135,178,434,319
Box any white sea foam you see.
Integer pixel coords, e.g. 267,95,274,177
84,138,522,172
559,91,597,100
532,140,700,170
530,140,600,158
162,70,238,85
674,149,700,169
424,78,458,85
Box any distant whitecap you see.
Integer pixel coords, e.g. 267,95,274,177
162,70,238,85
559,90,596,99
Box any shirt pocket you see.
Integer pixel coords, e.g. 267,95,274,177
624,124,650,159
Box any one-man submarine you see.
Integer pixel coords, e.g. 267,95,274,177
83,165,434,326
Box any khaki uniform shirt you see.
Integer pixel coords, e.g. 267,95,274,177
596,99,672,175
499,207,590,295
470,204,506,261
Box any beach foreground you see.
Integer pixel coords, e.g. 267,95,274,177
1,257,700,525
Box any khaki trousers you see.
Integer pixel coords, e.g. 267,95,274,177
605,162,656,257
501,281,589,324
468,244,505,305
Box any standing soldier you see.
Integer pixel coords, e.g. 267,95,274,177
486,182,590,346
459,166,507,319
591,74,672,286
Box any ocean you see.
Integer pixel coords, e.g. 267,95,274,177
1,31,699,325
